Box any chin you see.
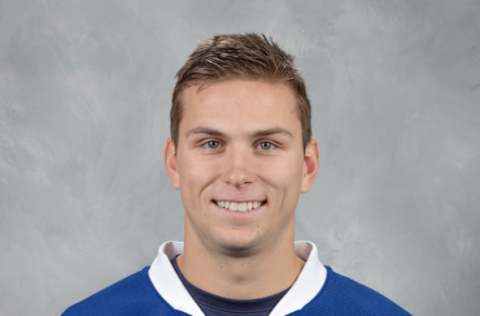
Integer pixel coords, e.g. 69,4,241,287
214,233,262,257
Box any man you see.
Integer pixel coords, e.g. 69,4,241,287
63,33,410,315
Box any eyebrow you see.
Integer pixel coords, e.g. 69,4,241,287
185,126,294,139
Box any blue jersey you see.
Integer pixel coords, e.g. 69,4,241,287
62,241,410,316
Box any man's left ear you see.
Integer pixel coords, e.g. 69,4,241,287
301,138,320,193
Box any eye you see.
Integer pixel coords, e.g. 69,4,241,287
257,141,276,151
202,140,222,150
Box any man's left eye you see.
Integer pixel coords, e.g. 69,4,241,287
257,142,275,150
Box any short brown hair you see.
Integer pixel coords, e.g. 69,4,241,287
170,33,312,150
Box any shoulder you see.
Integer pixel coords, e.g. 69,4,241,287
61,266,174,316
301,266,411,316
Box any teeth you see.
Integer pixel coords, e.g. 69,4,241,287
215,200,264,212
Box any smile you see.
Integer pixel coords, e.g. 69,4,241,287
213,200,267,213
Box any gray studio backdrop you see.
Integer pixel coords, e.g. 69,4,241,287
1,1,479,315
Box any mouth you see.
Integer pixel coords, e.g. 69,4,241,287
212,199,267,213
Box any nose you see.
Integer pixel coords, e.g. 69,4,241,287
222,145,256,187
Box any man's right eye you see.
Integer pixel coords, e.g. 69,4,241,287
201,140,222,150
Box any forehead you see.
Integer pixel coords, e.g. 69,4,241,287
179,79,301,136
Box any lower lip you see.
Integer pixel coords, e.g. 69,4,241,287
212,201,266,221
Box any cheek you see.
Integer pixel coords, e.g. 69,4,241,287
260,155,304,186
178,156,219,191
259,156,304,214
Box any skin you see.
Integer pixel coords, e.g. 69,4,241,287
164,79,320,299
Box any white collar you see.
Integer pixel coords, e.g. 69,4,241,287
148,240,327,316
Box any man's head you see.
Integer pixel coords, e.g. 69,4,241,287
170,33,312,151
164,33,319,256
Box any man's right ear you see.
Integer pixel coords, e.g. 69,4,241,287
163,138,180,189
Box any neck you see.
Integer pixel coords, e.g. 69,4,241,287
177,231,305,300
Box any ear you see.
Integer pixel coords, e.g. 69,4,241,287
164,137,180,189
301,138,320,193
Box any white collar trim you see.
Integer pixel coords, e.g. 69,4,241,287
148,240,327,316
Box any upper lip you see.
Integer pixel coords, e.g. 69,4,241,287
212,198,267,203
